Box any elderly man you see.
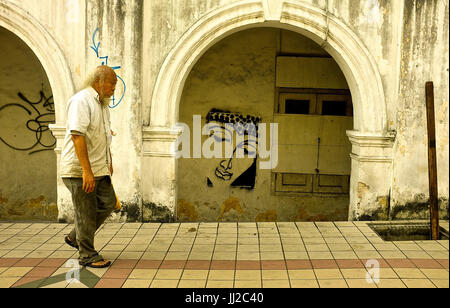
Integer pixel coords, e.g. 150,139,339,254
60,65,117,268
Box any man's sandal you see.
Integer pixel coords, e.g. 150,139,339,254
79,254,111,268
65,236,79,250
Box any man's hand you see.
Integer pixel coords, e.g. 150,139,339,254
72,134,95,193
83,170,96,193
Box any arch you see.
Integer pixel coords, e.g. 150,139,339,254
148,0,387,134
0,0,74,125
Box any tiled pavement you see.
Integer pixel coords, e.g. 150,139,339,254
0,220,448,288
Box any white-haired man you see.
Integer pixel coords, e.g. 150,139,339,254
60,65,117,268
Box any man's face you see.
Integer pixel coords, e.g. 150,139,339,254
98,75,117,100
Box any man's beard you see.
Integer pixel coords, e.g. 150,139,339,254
99,95,111,106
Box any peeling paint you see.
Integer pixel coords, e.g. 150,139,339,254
357,182,370,199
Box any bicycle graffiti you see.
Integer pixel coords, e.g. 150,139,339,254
90,28,126,108
0,91,56,155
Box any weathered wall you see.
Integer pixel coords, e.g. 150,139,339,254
178,28,351,222
0,0,447,222
391,0,449,220
84,0,143,222
0,26,57,220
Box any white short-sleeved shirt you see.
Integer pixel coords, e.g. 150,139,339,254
60,87,112,178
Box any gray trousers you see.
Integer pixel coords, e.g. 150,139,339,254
63,176,116,261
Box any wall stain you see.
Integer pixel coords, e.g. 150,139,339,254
177,199,199,222
142,202,174,223
292,207,345,222
357,182,370,199
255,210,277,222
0,194,8,204
0,195,57,221
217,197,243,221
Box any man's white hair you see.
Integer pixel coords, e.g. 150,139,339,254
81,66,117,105
82,65,116,89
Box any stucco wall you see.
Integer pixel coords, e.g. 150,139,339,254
391,0,449,219
0,0,447,222
0,26,57,220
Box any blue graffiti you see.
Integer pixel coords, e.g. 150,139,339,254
90,28,126,108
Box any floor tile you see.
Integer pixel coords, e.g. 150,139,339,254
135,260,161,269
181,270,209,280
12,277,44,288
234,280,261,288
401,279,436,288
430,279,449,288
122,279,152,289
0,267,33,277
208,270,235,280
103,268,133,279
95,278,126,288
38,258,68,268
290,279,319,288
386,259,416,268
288,269,316,280
210,260,235,270
393,268,427,279
418,269,449,279
410,259,444,269
150,279,179,288
12,258,44,267
25,267,57,278
376,279,406,288
314,269,343,279
335,259,364,268
345,279,377,288
235,270,261,280
129,269,157,279
340,268,370,279
235,260,260,270
206,280,234,288
178,279,206,288
262,279,290,288
283,252,309,260
111,259,138,269
377,268,400,279
318,279,348,288
286,260,312,270
261,260,286,270
379,250,406,259
185,260,211,270
160,260,186,269
261,270,288,280
155,269,183,280
311,259,338,269
308,251,333,260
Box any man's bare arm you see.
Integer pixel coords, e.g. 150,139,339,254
71,135,95,193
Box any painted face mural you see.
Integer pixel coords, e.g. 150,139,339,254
205,109,261,190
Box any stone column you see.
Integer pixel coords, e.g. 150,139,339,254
141,127,181,222
49,123,74,223
347,130,396,221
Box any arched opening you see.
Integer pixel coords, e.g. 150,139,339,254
0,26,57,221
0,1,75,222
143,1,389,223
177,27,353,222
